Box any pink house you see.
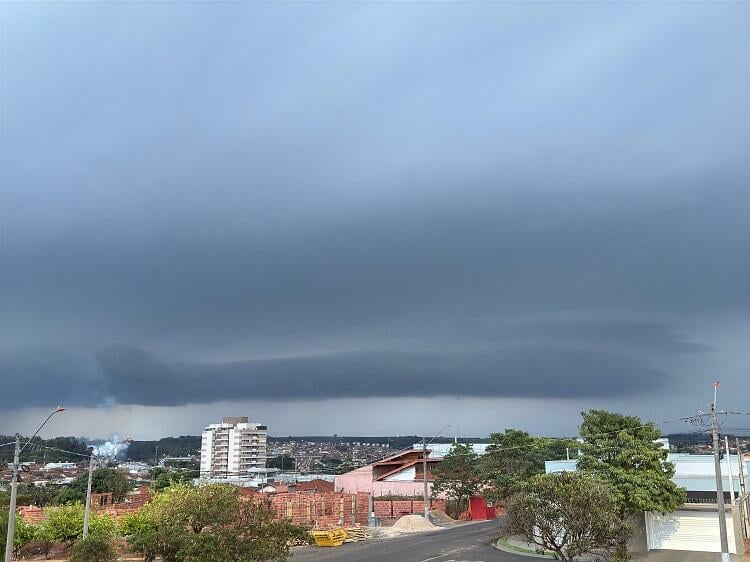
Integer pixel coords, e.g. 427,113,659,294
334,449,445,497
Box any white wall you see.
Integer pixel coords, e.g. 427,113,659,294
200,430,212,475
383,466,416,481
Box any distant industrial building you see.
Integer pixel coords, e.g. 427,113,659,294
277,473,336,484
117,461,151,475
42,462,77,471
199,417,276,487
412,441,491,457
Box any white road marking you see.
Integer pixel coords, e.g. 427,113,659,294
419,546,483,562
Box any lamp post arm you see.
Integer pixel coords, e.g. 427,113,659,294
19,407,65,454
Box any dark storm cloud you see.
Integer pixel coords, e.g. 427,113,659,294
0,316,704,407
440,319,713,355
0,349,103,409
0,1,748,413
96,344,669,405
0,342,668,408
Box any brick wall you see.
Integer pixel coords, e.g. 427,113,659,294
18,506,45,524
373,501,392,518
18,486,152,523
257,491,368,529
19,487,445,531
392,500,412,516
244,491,445,529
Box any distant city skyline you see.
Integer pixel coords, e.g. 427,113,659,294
1,2,748,439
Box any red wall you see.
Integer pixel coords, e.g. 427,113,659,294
468,496,497,520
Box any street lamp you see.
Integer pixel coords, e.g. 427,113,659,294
422,424,452,520
4,406,65,562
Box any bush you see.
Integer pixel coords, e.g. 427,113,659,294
68,535,118,562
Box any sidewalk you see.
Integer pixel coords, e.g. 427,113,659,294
496,536,746,562
495,536,598,560
632,552,744,562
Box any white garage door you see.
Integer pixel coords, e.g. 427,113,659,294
646,510,735,553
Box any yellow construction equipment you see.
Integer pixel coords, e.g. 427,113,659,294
310,528,347,547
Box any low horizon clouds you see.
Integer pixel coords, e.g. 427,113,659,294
0,318,708,408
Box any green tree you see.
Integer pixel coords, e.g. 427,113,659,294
122,484,308,562
33,520,57,560
180,498,309,562
119,484,225,562
577,410,686,558
38,503,116,545
98,467,132,502
68,535,118,562
431,443,481,514
0,436,89,465
119,505,170,562
158,483,237,533
536,437,580,462
266,455,295,471
17,483,59,507
507,471,629,562
53,467,132,505
152,470,196,492
125,436,201,463
480,429,545,501
0,509,35,557
52,486,84,506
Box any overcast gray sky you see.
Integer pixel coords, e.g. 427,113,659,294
1,2,748,440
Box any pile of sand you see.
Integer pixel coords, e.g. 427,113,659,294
389,514,439,534
429,509,455,525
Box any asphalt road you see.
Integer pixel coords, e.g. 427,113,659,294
290,520,528,562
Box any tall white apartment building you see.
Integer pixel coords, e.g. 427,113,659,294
199,417,275,487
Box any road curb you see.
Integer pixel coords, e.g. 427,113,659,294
493,538,553,558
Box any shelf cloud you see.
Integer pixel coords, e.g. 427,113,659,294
0,1,747,434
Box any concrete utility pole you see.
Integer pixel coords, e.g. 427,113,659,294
725,436,735,504
3,407,64,562
82,454,96,538
4,435,20,562
422,436,429,520
711,383,731,562
420,425,451,521
736,439,750,536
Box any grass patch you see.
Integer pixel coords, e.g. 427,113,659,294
497,536,556,558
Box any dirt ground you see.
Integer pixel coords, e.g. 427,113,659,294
19,538,142,561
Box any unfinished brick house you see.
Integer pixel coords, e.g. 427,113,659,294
334,449,444,497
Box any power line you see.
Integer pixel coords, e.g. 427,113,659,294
6,414,749,470
35,445,93,460
4,443,93,463
338,413,749,463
